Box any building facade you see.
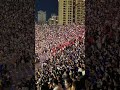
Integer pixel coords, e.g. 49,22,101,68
58,0,73,25
75,0,85,24
48,14,58,25
38,10,46,24
58,0,85,25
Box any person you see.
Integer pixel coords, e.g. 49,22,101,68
64,78,76,90
52,79,63,90
41,82,49,90
48,80,53,90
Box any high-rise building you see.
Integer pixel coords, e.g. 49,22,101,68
38,10,46,24
75,0,85,24
48,14,58,25
58,0,73,25
58,0,85,25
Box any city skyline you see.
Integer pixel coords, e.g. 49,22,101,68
36,0,85,25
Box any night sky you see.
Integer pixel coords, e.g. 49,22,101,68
35,0,58,21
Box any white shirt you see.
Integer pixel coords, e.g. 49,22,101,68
82,70,85,76
78,68,82,72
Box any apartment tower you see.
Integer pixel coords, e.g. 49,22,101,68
58,0,85,25
38,10,46,25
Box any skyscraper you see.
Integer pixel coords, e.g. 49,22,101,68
58,0,85,25
38,10,46,24
75,0,85,24
58,0,73,25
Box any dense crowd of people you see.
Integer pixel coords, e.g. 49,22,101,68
0,63,35,90
35,24,85,90
35,24,85,64
35,21,120,90
36,42,85,90
85,1,120,90
0,64,12,89
0,20,119,90
85,26,120,90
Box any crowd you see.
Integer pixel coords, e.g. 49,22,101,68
0,63,35,90
35,24,85,90
0,3,35,89
35,24,85,64
35,20,120,90
0,19,119,90
85,27,120,89
85,1,120,89
0,64,12,90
